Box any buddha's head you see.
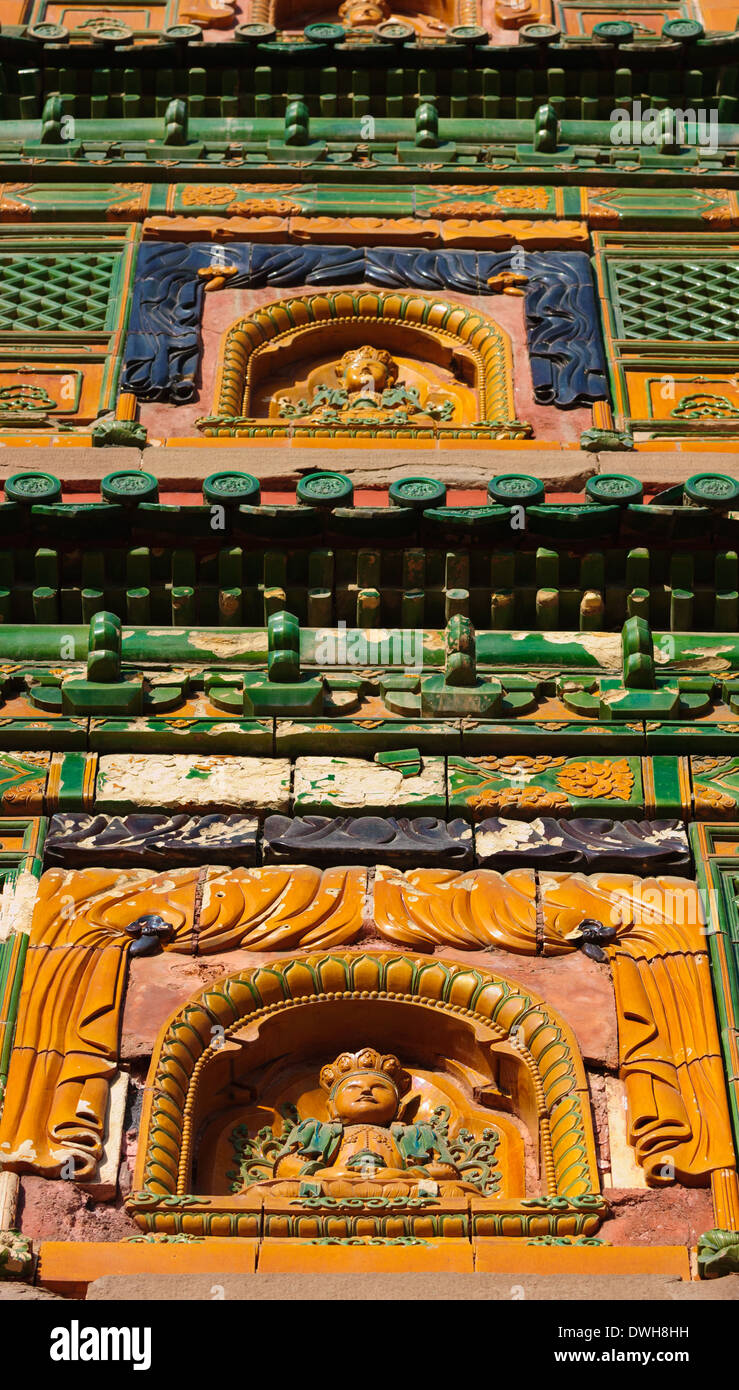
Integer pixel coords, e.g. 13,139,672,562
338,0,390,26
338,345,399,394
320,1047,411,1125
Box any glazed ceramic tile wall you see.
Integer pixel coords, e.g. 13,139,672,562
4,0,739,1291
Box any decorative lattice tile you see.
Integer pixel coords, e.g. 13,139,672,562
611,259,739,341
0,253,117,333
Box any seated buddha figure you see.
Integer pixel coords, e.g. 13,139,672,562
253,1047,478,1199
336,0,448,34
275,346,455,424
338,0,391,26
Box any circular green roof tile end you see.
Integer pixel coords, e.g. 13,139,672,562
389,476,447,510
446,24,489,43
303,22,345,42
296,471,354,508
203,471,261,506
5,471,62,505
376,20,415,40
487,473,545,506
585,474,643,506
27,22,69,41
161,23,203,40
101,470,159,505
592,20,634,39
235,21,277,40
684,472,739,509
519,22,561,42
662,18,703,40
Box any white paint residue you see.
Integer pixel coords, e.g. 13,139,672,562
539,875,561,894
477,819,566,853
97,754,290,812
294,756,444,809
0,872,40,942
186,631,266,659
0,1138,37,1162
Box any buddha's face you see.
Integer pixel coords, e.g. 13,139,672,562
338,346,398,395
342,357,391,392
339,0,389,25
331,1072,399,1125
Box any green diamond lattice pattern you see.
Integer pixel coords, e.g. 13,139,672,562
612,260,739,341
0,253,117,332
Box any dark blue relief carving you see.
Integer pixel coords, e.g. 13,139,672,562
122,242,251,402
122,243,608,407
517,252,609,408
365,249,482,294
249,243,366,285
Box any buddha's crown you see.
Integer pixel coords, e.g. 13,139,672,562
319,1047,411,1098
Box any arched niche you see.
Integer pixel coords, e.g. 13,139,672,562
129,951,605,1238
210,290,517,428
247,0,480,37
192,998,530,1199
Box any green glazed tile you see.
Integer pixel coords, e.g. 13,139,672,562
645,722,739,753
300,627,443,669
0,719,87,751
46,751,97,811
88,718,273,754
475,632,623,671
692,756,739,818
643,754,689,816
599,686,681,720
459,720,645,753
61,677,145,716
448,753,644,822
524,504,621,541
274,719,460,756
419,674,505,718
120,629,269,666
690,824,739,860
374,748,421,778
0,751,50,812
419,507,512,541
